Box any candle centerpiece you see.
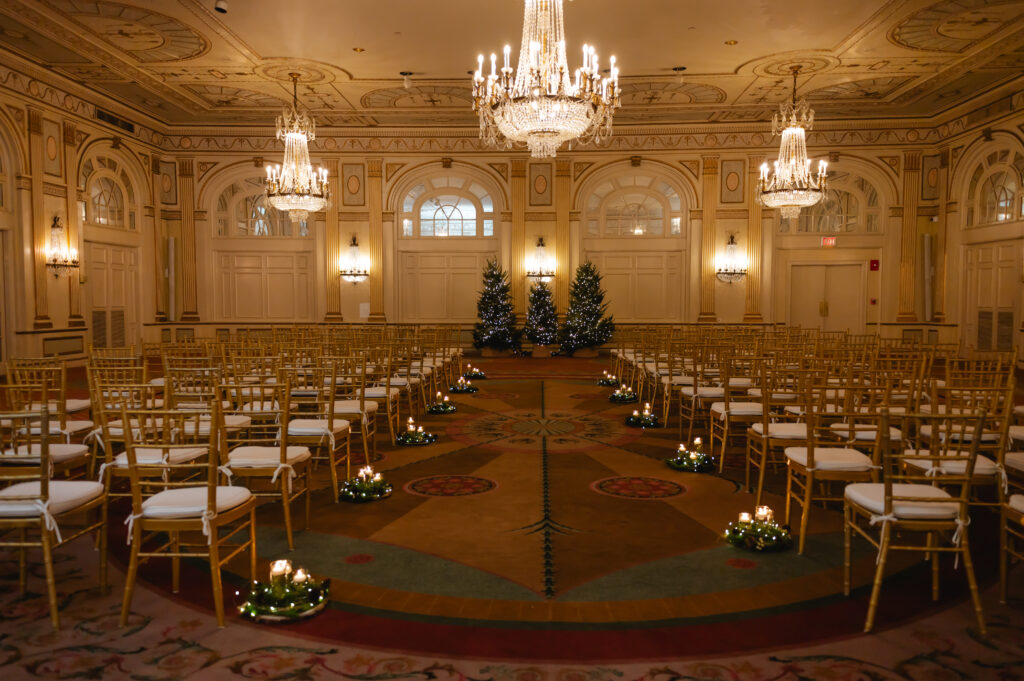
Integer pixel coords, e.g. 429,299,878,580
598,370,619,387
625,401,660,428
338,465,394,501
666,438,714,473
450,376,479,394
427,391,458,415
463,364,487,380
395,417,439,446
609,383,638,404
238,559,330,623
723,505,793,552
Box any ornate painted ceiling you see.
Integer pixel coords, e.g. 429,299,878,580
0,0,1022,130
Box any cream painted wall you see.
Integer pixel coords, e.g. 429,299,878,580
0,62,1023,362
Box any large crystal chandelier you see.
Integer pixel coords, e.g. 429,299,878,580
472,0,620,159
757,66,828,220
265,73,329,224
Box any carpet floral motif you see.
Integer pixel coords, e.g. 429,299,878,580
405,475,497,497
591,476,684,499
449,409,638,453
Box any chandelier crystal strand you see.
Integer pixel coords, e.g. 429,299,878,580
472,0,620,159
757,66,827,220
265,73,329,224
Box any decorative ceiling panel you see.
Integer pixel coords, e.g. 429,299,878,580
0,0,1019,129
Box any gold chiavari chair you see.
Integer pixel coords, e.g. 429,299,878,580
843,410,987,635
280,364,351,502
784,406,885,554
2,384,92,479
328,354,378,464
220,380,310,551
708,354,764,472
0,405,108,630
746,362,811,507
119,405,256,628
1000,493,1024,603
362,346,400,444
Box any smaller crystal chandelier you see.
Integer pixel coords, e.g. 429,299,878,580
45,216,79,278
715,234,747,284
338,235,370,284
265,73,329,224
525,237,555,283
472,0,620,158
757,66,828,220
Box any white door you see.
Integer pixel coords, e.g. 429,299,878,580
962,243,1021,351
789,263,865,333
85,242,139,349
585,250,684,322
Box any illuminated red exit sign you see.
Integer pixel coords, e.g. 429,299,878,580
821,236,837,247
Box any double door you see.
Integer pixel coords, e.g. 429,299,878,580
788,263,865,333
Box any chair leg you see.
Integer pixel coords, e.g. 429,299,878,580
40,528,60,631
304,468,311,531
960,531,987,637
121,529,141,627
281,477,294,551
328,446,340,503
754,446,769,508
249,509,258,585
18,528,27,594
927,531,939,601
1000,511,1008,604
864,521,891,633
785,466,794,526
798,472,813,555
208,535,225,627
98,500,109,592
843,503,852,597
171,531,181,593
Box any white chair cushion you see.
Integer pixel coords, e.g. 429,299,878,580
30,399,91,413
785,446,873,471
29,420,94,435
362,386,400,399
747,388,798,401
919,404,967,415
390,376,420,386
239,400,280,412
1014,404,1024,417
681,386,725,398
920,424,999,443
1008,494,1024,515
0,480,104,517
141,486,252,519
149,377,165,387
112,446,207,467
288,418,350,436
844,482,958,519
721,377,754,388
1005,451,1024,473
332,399,379,414
904,453,999,477
661,375,694,386
227,445,311,467
751,422,808,439
1009,425,1024,443
3,443,89,464
710,401,762,418
784,404,842,416
829,423,902,441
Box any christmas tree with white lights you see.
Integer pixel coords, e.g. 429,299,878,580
559,261,614,355
524,281,558,347
472,259,522,351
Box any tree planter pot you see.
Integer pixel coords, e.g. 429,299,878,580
531,344,558,358
481,347,514,358
571,347,600,358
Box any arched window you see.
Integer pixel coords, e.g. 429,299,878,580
215,177,306,237
80,155,136,230
966,149,1024,227
582,172,683,237
399,173,495,238
783,171,881,234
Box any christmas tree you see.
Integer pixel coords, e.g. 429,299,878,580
472,259,522,351
558,261,614,355
524,281,558,347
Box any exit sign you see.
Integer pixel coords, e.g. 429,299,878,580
821,236,837,247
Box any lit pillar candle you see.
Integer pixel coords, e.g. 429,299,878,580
632,409,640,417
755,506,772,522
292,568,308,584
739,512,752,523
270,559,292,580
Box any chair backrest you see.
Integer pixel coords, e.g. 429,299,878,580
0,405,50,491
803,407,886,472
119,406,221,516
166,367,223,410
220,381,292,464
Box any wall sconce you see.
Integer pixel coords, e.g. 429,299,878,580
338,235,370,284
45,216,80,278
525,236,555,284
715,234,747,283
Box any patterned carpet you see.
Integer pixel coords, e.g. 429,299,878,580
4,357,1024,677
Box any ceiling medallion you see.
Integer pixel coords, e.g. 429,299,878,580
471,0,620,159
265,73,329,224
757,66,827,221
